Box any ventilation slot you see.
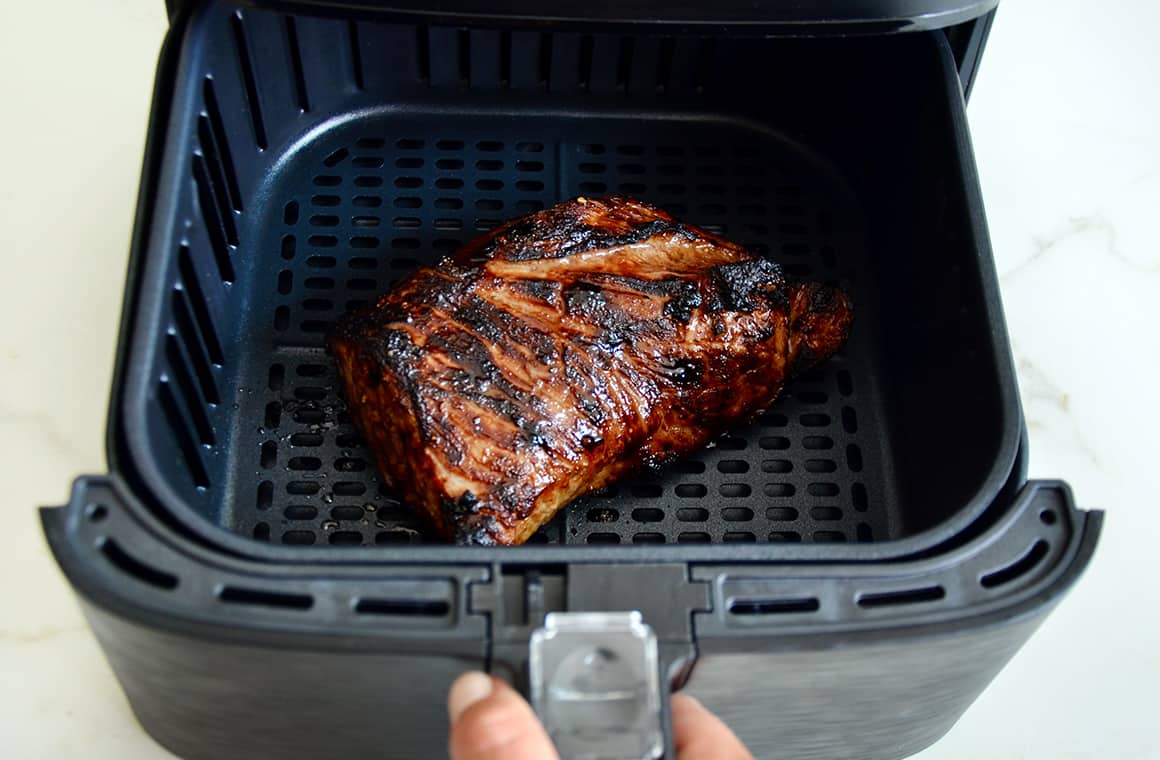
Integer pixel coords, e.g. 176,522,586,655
730,597,819,615
285,505,318,520
655,37,675,92
268,363,285,390
101,539,179,590
177,246,224,365
192,154,237,284
230,12,267,149
537,32,552,86
172,290,220,404
499,30,512,87
354,598,451,617
158,380,210,488
616,37,634,91
981,540,1050,589
285,17,310,112
348,20,364,90
330,505,365,521
200,79,242,213
693,38,715,91
218,586,313,610
578,35,595,90
456,29,470,86
415,25,431,83
632,508,663,523
165,335,214,446
857,585,946,609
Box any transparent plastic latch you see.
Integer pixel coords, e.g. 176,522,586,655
529,611,663,760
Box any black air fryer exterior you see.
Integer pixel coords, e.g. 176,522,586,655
42,1,1101,758
44,476,1099,760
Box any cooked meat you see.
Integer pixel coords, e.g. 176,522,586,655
331,196,852,545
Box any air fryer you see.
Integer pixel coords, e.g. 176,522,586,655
42,2,1101,758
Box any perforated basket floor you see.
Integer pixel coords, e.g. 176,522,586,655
227,112,898,547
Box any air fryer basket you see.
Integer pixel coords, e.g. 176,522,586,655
43,2,1101,759
116,0,1020,558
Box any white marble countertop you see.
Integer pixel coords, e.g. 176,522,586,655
2,0,1156,757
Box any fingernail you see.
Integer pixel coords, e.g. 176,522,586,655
448,672,494,723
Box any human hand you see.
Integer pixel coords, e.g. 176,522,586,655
447,671,755,760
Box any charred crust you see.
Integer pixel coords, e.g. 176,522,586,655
788,344,819,379
596,328,627,351
506,218,538,239
518,417,548,448
365,329,422,393
456,525,498,546
662,281,703,323
809,283,837,311
450,505,501,545
562,282,646,350
584,274,703,325
512,278,558,303
487,196,692,262
709,258,786,312
441,490,480,528
577,395,608,427
563,281,607,314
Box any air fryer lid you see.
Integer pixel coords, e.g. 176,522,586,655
224,0,998,31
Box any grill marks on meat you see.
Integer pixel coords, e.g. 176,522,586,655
331,196,852,545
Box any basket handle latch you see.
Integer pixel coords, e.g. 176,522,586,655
529,611,664,760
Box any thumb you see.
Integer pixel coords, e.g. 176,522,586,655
447,672,560,760
672,693,754,760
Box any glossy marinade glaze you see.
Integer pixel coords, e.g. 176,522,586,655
331,196,852,545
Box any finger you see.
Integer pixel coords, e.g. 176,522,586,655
672,693,754,760
447,672,560,760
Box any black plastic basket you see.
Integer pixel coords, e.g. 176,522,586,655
42,1,1101,758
